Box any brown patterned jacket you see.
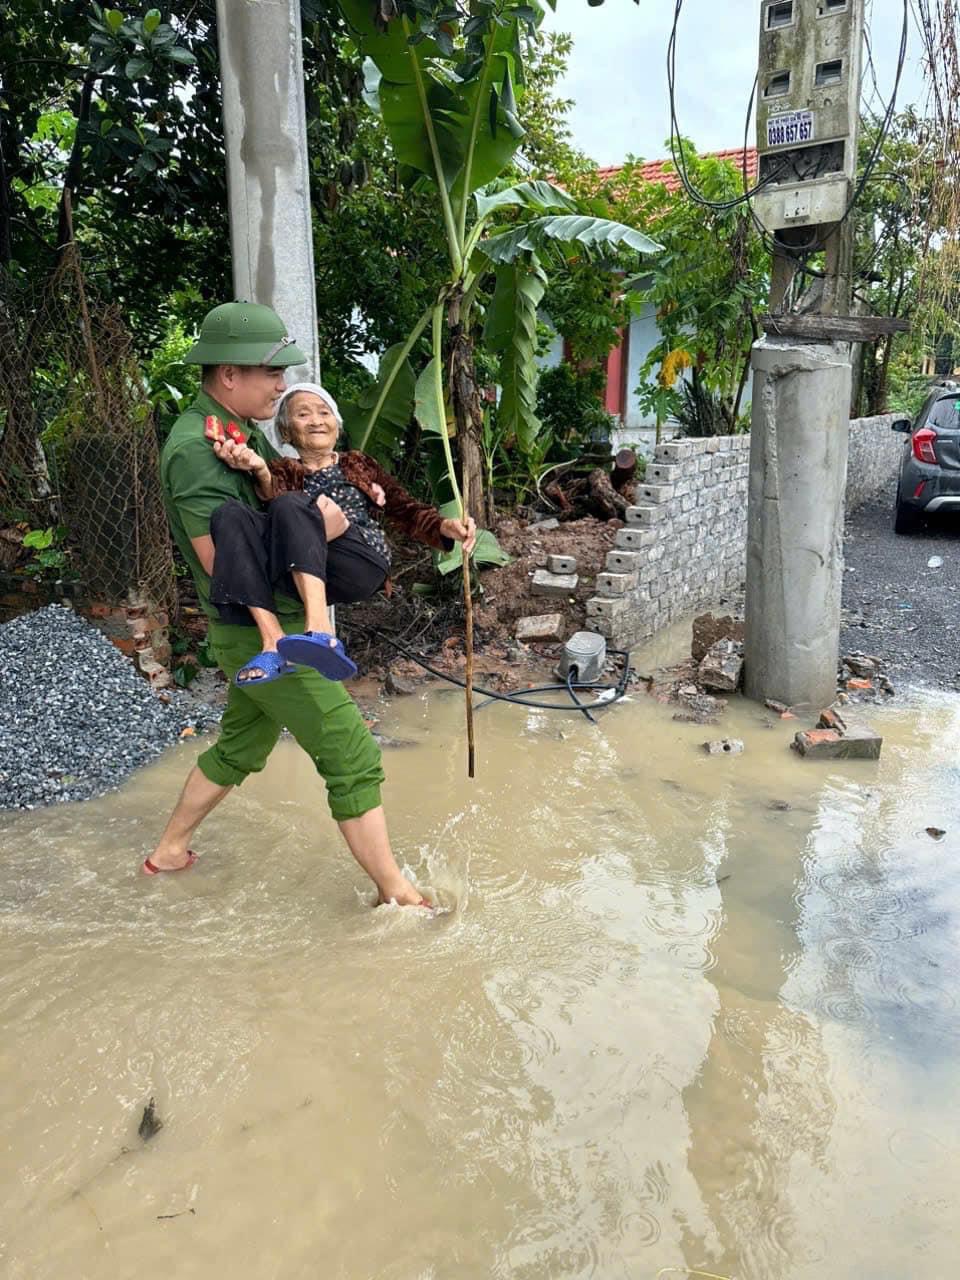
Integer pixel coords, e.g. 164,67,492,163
267,451,454,551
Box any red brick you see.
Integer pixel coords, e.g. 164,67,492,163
818,708,847,732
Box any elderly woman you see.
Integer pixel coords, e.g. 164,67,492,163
207,381,476,686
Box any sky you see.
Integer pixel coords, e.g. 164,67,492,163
542,0,926,169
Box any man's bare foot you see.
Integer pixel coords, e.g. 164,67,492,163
376,876,432,909
144,845,195,872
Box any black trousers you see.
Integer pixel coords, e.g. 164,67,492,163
209,492,388,627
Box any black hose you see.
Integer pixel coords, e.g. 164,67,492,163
350,625,632,716
565,668,599,725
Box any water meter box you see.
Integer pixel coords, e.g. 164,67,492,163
754,0,863,234
559,632,607,683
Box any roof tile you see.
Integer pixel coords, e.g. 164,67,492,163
596,147,759,194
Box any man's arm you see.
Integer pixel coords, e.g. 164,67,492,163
191,534,215,576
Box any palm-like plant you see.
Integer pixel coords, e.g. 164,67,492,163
337,0,659,773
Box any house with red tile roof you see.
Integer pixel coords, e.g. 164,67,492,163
539,147,759,451
594,147,759,194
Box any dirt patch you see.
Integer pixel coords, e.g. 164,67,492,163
691,613,744,663
474,514,620,642
336,513,620,672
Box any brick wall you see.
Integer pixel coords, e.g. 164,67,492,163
586,415,897,649
845,412,903,512
586,436,751,649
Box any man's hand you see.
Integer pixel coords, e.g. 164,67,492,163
439,514,477,555
316,494,349,540
213,438,269,481
370,482,386,508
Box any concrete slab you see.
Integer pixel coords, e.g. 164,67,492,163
531,570,578,598
792,724,882,760
515,613,565,642
547,555,577,575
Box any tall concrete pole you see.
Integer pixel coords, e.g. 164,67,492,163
743,0,863,707
216,0,318,450
743,340,851,709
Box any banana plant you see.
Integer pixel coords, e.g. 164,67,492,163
338,1,660,517
337,0,660,774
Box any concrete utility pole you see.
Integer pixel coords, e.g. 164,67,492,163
216,0,319,451
743,0,864,709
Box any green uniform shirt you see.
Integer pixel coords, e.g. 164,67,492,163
160,389,297,621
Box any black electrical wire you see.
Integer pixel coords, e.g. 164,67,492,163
349,625,633,716
667,1,787,212
671,0,910,230
836,0,910,227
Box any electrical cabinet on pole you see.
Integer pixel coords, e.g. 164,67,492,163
754,0,864,312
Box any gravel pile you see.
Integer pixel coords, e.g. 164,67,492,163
0,604,221,809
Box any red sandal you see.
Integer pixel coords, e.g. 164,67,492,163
142,851,199,876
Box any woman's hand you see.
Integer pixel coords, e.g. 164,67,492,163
440,514,477,555
316,494,349,540
213,438,269,481
370,482,386,508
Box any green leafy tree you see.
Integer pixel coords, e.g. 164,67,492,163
852,111,960,415
515,29,592,184
337,0,658,525
565,142,767,438
1,1,371,341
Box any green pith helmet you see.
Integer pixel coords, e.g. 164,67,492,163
183,301,308,367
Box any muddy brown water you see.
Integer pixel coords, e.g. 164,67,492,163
2,657,960,1279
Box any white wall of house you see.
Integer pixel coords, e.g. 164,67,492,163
537,328,564,370
536,304,755,459
623,302,662,432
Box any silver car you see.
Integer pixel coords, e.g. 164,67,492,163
893,381,960,535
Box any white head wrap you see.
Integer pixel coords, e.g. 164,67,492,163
276,381,342,427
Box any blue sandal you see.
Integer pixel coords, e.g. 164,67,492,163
277,631,358,681
234,651,296,687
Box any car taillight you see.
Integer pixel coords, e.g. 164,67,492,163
913,427,938,464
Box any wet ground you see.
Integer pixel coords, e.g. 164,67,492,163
2,657,960,1279
842,500,960,690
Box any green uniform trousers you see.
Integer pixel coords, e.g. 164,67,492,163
196,618,384,822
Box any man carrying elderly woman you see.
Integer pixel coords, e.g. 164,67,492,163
146,301,475,908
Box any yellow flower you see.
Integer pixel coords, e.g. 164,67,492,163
657,347,693,389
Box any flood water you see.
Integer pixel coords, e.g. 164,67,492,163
3,655,960,1279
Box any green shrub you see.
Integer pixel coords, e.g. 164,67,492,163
535,363,614,453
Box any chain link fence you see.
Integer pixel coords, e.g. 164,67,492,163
0,245,176,613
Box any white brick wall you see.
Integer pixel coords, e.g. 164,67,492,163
845,413,903,512
586,416,896,648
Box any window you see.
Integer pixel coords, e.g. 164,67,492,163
818,0,848,13
764,70,791,98
927,397,960,430
815,59,844,86
767,1,794,28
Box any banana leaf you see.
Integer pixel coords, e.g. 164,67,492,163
480,214,662,265
433,500,511,575
482,258,546,455
340,341,416,464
